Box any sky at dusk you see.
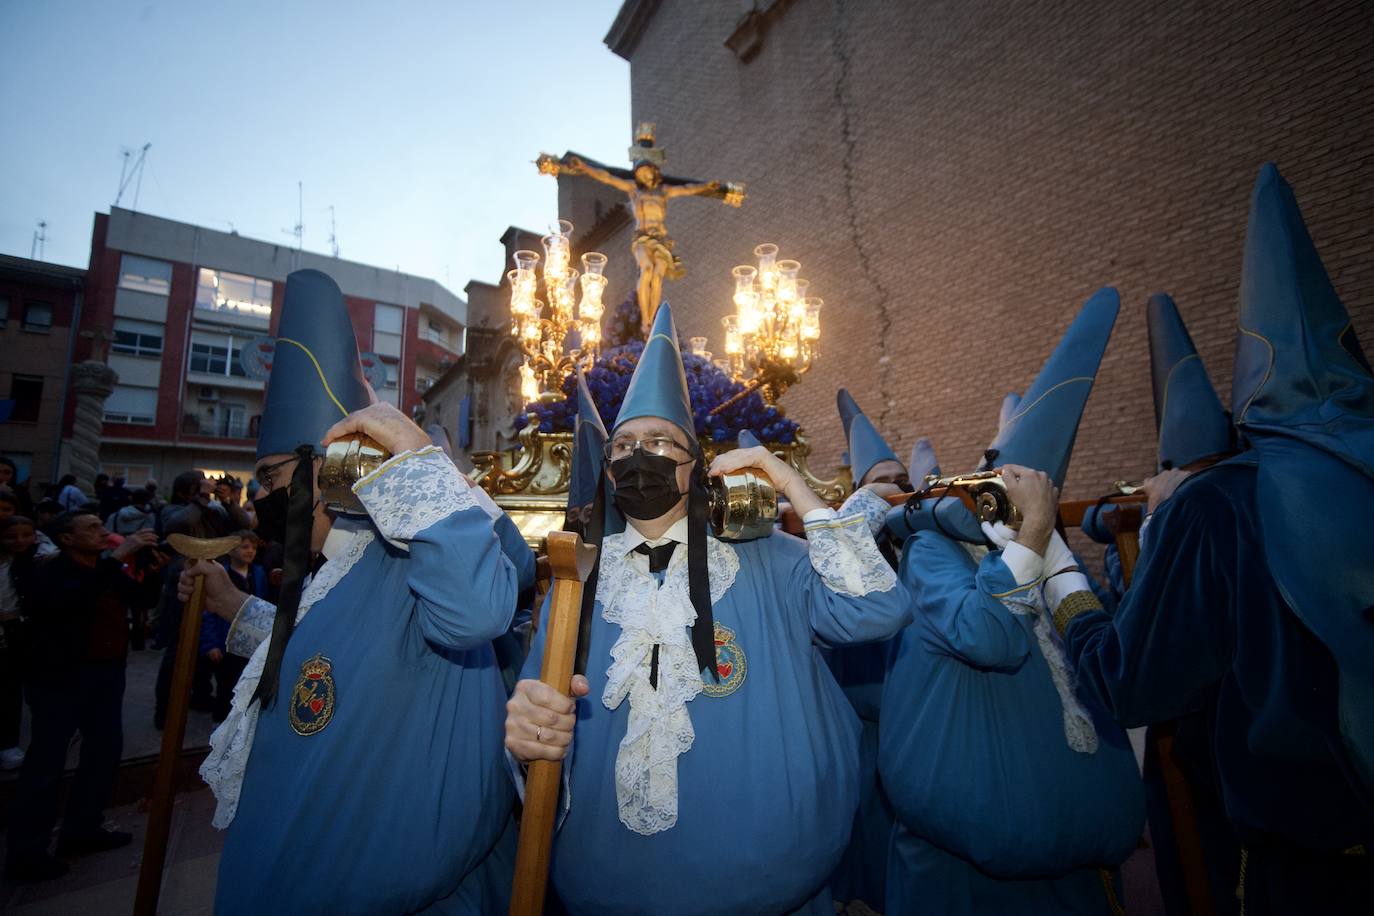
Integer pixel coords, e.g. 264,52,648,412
0,0,631,295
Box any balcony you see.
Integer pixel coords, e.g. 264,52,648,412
182,414,261,439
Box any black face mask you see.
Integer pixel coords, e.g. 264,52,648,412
611,449,686,520
253,486,290,544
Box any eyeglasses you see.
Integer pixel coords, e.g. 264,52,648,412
603,436,695,462
255,456,298,492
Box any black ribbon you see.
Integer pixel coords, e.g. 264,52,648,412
251,444,317,709
632,541,678,690
687,472,718,682
572,473,606,679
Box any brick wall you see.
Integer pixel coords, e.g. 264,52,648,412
589,0,1373,506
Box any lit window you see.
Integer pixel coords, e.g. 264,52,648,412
119,255,173,295
196,268,273,320
374,303,403,358
22,301,52,332
112,318,163,358
189,332,247,377
104,384,158,424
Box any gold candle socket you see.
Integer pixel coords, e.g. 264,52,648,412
319,435,390,514
708,468,778,541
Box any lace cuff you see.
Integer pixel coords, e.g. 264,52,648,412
354,446,478,545
803,510,899,597
840,487,892,539
226,595,275,659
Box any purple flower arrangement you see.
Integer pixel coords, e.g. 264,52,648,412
513,294,800,444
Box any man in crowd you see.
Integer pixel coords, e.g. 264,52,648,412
179,269,528,913
879,288,1144,914
505,302,911,914
4,512,164,882
1059,164,1374,912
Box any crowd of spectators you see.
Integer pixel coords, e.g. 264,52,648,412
0,463,272,882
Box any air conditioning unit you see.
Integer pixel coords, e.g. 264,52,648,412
199,386,221,401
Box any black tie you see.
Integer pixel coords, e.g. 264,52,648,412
632,541,678,688
633,541,677,573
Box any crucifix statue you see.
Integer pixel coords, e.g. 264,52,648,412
537,123,745,332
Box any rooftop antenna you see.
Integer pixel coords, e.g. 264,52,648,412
328,205,339,258
30,220,47,260
114,143,151,210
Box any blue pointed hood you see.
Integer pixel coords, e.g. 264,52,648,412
1232,162,1374,471
258,269,371,459
614,300,696,443
1232,162,1374,792
981,288,1120,487
998,392,1021,430
1148,293,1232,470
908,436,940,483
570,366,608,508
836,389,861,440
736,429,763,449
836,389,900,485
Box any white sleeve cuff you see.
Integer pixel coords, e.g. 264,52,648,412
1000,540,1045,585
226,595,276,659
1044,570,1094,611
803,511,899,597
353,446,479,546
839,487,893,538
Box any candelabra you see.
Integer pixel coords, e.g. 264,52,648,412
712,243,822,411
508,220,609,403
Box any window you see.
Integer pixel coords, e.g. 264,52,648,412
112,318,164,358
119,255,173,295
101,463,152,487
9,376,43,423
374,303,403,358
0,296,8,328
189,332,246,377
22,300,52,332
104,384,158,424
196,268,273,320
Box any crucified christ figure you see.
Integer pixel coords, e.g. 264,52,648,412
537,124,745,332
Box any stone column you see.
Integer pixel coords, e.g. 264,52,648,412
67,361,118,493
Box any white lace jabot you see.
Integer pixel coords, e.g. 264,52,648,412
599,527,737,836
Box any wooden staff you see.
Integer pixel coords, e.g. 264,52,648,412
133,533,241,916
511,531,598,916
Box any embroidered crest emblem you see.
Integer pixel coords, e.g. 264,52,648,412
288,653,336,736
702,622,746,698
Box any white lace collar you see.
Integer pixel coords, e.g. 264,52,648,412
598,529,738,835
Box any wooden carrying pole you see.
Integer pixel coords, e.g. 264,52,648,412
134,534,241,916
510,531,598,916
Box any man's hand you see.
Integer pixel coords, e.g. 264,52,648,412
178,559,249,622
505,675,591,764
111,529,159,563
1142,467,1191,515
323,402,431,456
708,446,824,516
207,648,224,663
998,464,1058,557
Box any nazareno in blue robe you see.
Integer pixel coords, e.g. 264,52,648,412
215,448,524,915
880,528,1145,915
1063,456,1374,914
521,514,911,916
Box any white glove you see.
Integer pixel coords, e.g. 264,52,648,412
980,520,1018,549
1043,530,1077,577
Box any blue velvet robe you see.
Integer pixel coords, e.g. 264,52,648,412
522,518,911,915
1063,457,1374,913
215,451,524,915
880,531,1144,915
